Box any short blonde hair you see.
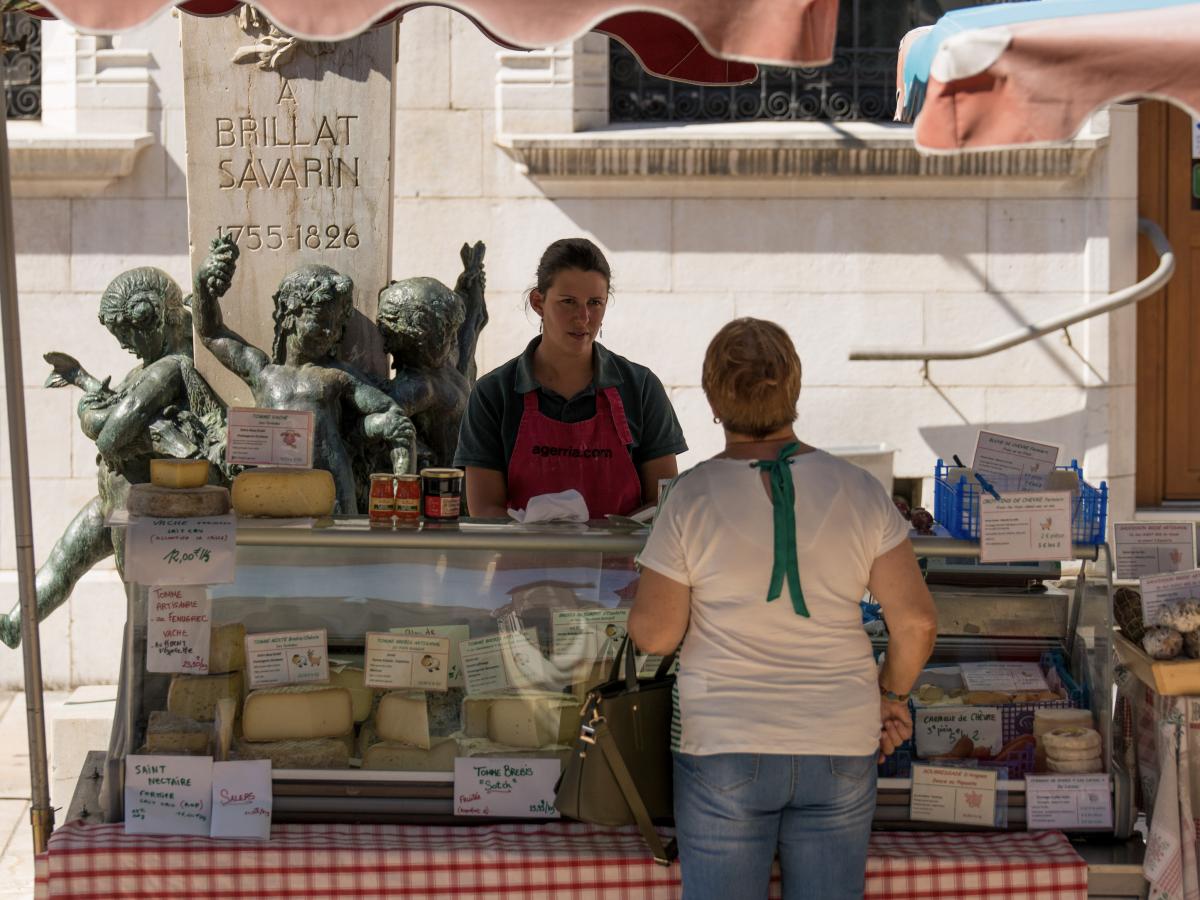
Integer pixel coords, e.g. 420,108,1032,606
702,318,801,438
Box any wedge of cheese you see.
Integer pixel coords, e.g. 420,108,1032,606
376,691,430,748
150,458,210,489
167,671,243,722
213,697,237,762
485,694,580,749
232,468,336,518
459,737,571,766
208,623,246,674
329,667,374,723
241,686,353,742
145,710,210,754
363,735,458,772
234,736,350,769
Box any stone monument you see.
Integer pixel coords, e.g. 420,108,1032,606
181,9,396,405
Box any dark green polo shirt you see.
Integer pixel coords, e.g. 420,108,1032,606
454,337,688,472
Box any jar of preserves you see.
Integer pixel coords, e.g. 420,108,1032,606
368,474,396,528
420,468,463,521
394,474,421,526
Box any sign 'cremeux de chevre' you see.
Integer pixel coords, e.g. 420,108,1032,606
182,13,396,405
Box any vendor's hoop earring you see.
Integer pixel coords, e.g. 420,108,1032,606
538,320,543,334
599,327,603,339
713,416,721,425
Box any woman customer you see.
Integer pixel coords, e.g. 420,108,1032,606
628,318,937,900
455,238,686,518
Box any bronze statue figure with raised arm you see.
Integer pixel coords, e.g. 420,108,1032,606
376,241,487,471
193,236,416,513
0,267,228,649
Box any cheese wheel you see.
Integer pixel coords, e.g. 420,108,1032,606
150,458,211,489
232,467,336,518
486,694,580,749
362,736,458,772
1042,727,1101,754
1046,744,1103,762
145,711,210,754
1033,708,1093,737
1046,756,1104,774
234,736,350,769
127,484,231,518
208,623,245,673
241,686,353,742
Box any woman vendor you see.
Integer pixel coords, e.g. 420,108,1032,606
454,238,686,518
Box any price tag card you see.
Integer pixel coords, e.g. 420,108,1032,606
980,491,1072,563
124,755,213,836
364,633,450,691
226,407,314,468
391,625,470,687
1138,569,1200,628
1025,774,1112,830
146,586,212,674
460,629,541,694
211,759,272,840
972,431,1060,489
1114,523,1196,581
959,662,1049,693
245,629,329,688
913,707,1003,758
910,764,999,827
454,758,561,818
125,514,236,586
551,609,628,660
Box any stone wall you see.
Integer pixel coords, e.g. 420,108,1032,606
0,9,1139,687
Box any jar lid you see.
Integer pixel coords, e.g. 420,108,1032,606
420,467,464,479
395,474,420,482
369,473,395,481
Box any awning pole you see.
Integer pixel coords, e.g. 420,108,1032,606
0,66,53,854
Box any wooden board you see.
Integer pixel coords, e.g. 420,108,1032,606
1114,631,1200,695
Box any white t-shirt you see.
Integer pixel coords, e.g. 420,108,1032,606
637,450,910,757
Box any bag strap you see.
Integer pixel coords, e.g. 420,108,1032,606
607,634,640,690
591,717,677,866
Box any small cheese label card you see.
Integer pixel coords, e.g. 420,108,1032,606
1114,522,1196,581
210,759,272,840
125,514,236,586
979,491,1072,563
460,629,541,694
972,430,1060,490
959,662,1049,693
1025,774,1112,830
454,758,561,818
391,624,470,687
145,586,212,674
245,629,329,688
226,407,314,468
1138,568,1200,628
364,633,450,691
551,609,628,660
910,764,999,827
913,707,1003,758
124,754,213,836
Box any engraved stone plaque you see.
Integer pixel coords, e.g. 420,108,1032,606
182,12,395,405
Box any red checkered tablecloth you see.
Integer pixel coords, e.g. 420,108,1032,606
34,821,1087,900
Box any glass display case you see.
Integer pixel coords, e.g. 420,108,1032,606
101,523,1131,834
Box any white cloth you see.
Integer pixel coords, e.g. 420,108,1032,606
508,489,589,524
637,450,910,757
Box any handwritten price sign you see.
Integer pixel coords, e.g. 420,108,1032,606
454,758,561,818
146,586,212,674
125,514,236,586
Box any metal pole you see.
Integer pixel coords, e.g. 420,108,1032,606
0,66,53,853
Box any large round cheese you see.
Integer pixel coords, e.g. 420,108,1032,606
232,467,336,518
127,484,230,518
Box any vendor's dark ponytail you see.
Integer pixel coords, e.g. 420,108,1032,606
534,238,613,296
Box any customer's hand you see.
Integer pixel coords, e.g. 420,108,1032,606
877,698,913,763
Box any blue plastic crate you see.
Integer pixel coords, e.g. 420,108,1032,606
932,458,1107,545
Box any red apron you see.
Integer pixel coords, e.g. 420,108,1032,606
507,387,643,518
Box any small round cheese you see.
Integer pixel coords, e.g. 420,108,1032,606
1042,726,1101,754
1046,756,1103,774
150,458,211,489
1143,626,1184,660
1186,630,1200,660
1157,598,1200,633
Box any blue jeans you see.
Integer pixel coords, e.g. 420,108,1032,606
673,752,877,900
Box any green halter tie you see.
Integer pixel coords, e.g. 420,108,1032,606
752,442,809,617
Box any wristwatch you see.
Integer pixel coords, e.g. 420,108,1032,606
880,686,910,702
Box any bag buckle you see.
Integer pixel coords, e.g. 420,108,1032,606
579,712,605,745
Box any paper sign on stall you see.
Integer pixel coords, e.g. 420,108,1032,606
226,407,314,468
364,633,450,691
910,764,999,826
1138,569,1200,628
459,629,541,694
145,585,211,674
125,514,236,585
124,755,213,836
245,629,329,688
980,491,1072,563
913,707,1003,758
972,431,1060,490
1025,774,1112,830
959,662,1049,693
391,624,470,687
210,759,272,839
1114,523,1196,581
551,609,628,659
453,758,561,818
